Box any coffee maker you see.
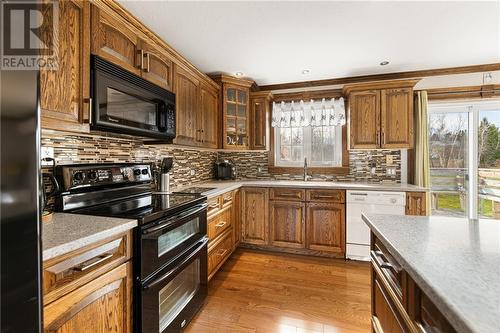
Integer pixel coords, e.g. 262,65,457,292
214,159,236,180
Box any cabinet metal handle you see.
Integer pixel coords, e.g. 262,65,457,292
380,262,394,270
72,253,113,272
382,132,386,145
216,249,228,257
215,221,226,228
145,52,150,73
84,98,92,124
138,49,144,70
208,202,219,209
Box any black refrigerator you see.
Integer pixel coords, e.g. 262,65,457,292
0,69,43,332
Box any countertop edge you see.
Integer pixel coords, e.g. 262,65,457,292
361,213,474,333
42,220,138,261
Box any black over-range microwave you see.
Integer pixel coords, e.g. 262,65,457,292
91,55,176,141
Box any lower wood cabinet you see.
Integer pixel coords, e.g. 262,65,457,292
241,188,269,245
241,187,346,258
43,231,133,333
269,200,305,249
370,232,456,333
406,192,428,216
306,202,345,255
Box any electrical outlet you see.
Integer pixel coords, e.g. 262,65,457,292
41,147,54,166
258,167,262,173
190,169,195,176
386,155,394,165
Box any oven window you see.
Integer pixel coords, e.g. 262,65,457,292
106,87,157,125
157,218,200,257
159,258,200,331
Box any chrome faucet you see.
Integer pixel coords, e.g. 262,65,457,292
303,158,311,181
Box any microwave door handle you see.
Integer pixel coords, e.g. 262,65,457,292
142,237,208,290
142,203,207,235
157,101,168,132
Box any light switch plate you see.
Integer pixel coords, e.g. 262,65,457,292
41,147,54,166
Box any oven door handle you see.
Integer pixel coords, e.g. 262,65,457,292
142,237,208,290
142,203,207,235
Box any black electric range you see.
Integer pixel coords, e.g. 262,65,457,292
54,163,208,333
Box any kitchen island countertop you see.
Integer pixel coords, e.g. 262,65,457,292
362,213,500,333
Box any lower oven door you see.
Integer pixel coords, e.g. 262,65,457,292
140,203,207,279
140,237,208,333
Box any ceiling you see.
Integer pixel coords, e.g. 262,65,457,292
119,1,500,86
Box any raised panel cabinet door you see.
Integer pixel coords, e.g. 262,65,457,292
139,40,173,91
91,6,141,76
44,261,132,333
250,97,268,150
405,192,427,216
372,276,406,333
241,188,269,245
173,66,200,146
306,203,345,255
269,201,305,249
40,0,90,133
349,90,380,149
381,88,414,149
199,84,219,148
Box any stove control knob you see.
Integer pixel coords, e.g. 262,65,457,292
88,171,97,180
73,171,84,182
141,168,149,175
133,169,141,176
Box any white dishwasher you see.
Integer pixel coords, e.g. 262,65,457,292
346,191,406,261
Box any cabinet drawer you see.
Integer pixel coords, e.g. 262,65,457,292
207,196,221,217
270,188,305,201
208,229,233,278
43,231,132,305
208,207,232,241
373,275,408,333
221,191,234,208
306,189,345,203
415,292,456,333
371,238,404,301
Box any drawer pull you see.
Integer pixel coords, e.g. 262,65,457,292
72,253,113,272
380,262,394,270
215,221,227,228
208,203,219,209
278,193,298,197
216,249,228,257
314,194,339,199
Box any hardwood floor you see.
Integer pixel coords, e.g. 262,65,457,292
186,249,371,333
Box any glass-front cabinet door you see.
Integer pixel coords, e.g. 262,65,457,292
224,85,249,149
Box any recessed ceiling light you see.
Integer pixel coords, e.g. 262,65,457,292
380,61,390,66
302,69,310,74
235,72,243,77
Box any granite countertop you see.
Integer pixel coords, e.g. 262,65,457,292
362,214,500,333
173,180,428,198
42,213,137,261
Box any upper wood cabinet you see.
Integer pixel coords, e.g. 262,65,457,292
241,187,269,245
173,65,219,148
269,200,305,249
139,40,173,91
40,0,90,133
174,66,200,146
344,79,419,150
306,202,345,255
211,75,254,150
91,5,141,76
250,91,273,150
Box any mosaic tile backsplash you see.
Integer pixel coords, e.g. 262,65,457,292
42,130,401,188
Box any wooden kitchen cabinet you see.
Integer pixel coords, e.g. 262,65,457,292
406,192,427,216
40,0,90,133
174,65,200,146
233,189,241,247
241,187,269,245
139,39,173,91
306,202,345,255
344,79,419,150
211,75,254,150
269,200,305,249
250,91,273,150
91,5,141,76
199,83,219,148
44,262,132,333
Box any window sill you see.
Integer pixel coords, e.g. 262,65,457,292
268,166,350,175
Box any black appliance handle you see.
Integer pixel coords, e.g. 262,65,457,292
42,172,60,197
142,203,207,235
156,101,168,132
142,237,208,290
